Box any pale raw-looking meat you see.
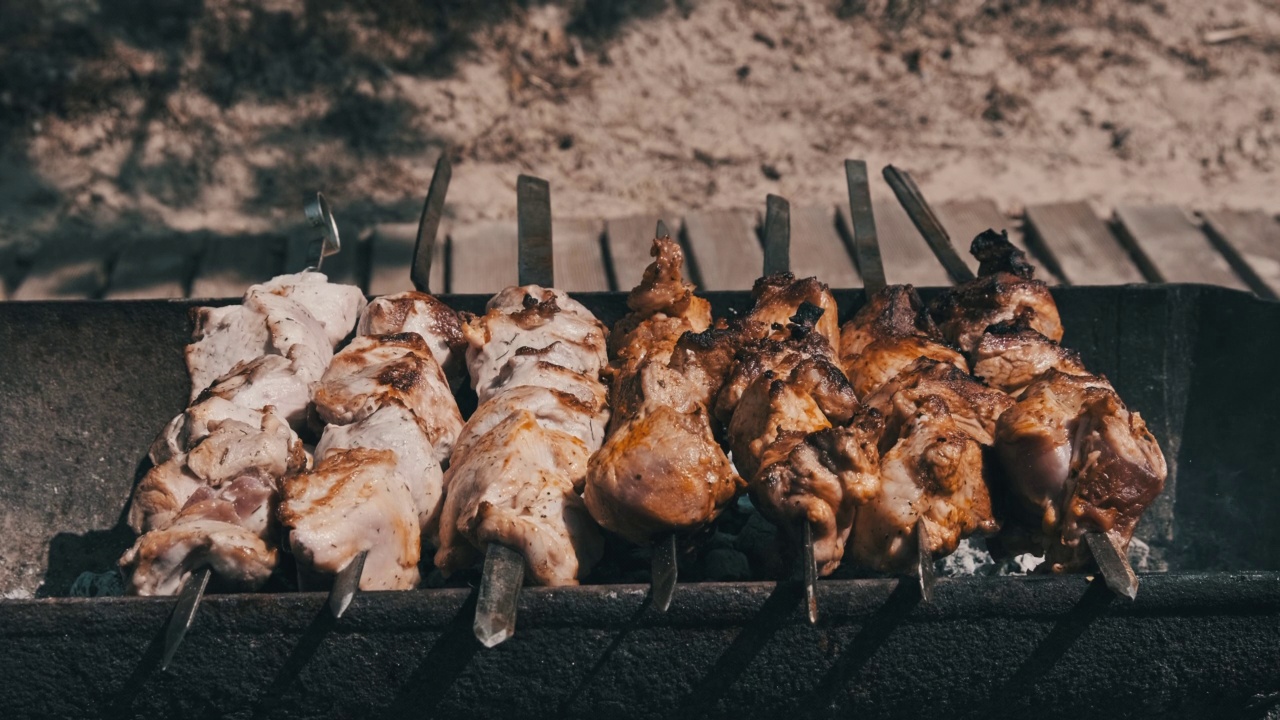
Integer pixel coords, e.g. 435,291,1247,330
280,447,422,591
316,403,444,535
257,271,367,347
358,291,467,389
313,332,462,462
436,412,602,586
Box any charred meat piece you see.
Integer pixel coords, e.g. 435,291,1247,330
995,370,1167,571
839,285,968,400
970,315,1090,396
359,291,467,389
314,332,463,462
862,357,1014,447
928,230,1062,353
584,236,742,546
436,286,608,585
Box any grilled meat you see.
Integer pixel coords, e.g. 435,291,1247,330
435,286,608,586
584,236,741,545
928,230,1063,353
359,291,467,389
839,285,969,400
995,370,1167,571
970,315,1089,396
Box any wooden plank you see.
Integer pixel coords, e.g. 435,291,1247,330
1200,209,1280,300
788,205,860,288
104,237,204,300
189,234,285,299
681,209,763,291
286,230,367,290
1113,205,1247,290
366,223,444,297
449,220,517,294
936,198,1057,283
553,218,609,292
11,239,115,300
838,200,951,287
1023,202,1145,286
605,212,682,291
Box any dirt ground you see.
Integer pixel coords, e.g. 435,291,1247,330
1,0,1278,251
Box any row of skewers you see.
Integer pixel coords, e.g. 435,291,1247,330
118,159,1167,665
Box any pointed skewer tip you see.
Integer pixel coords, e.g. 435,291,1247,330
328,550,368,619
160,566,211,671
1086,531,1139,601
802,520,819,625
474,544,525,648
651,533,678,613
915,520,936,603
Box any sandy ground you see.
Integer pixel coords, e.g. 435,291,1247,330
1,0,1278,250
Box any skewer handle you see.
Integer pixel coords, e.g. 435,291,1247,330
844,160,886,294
474,544,526,648
412,154,453,293
160,566,211,671
1085,531,1139,600
881,165,976,284
762,194,791,277
517,175,554,288
651,533,679,612
303,193,341,273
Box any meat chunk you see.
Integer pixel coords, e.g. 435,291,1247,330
257,271,368,347
839,284,940,360
928,230,1063,353
995,370,1167,571
437,412,603,586
436,285,609,586
848,396,998,572
313,332,463,462
316,403,444,534
280,447,422,591
862,358,1014,446
359,291,467,389
970,316,1089,396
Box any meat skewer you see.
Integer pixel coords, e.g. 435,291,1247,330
125,194,364,668
885,165,1157,597
648,221,681,613
281,160,460,617
844,159,938,599
446,175,610,647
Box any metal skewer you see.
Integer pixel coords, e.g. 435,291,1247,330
161,193,347,668
844,160,887,295
881,165,976,285
328,550,369,619
412,153,453,293
1085,531,1139,600
760,192,820,624
473,174,555,648
846,159,938,599
647,219,680,614
160,567,210,671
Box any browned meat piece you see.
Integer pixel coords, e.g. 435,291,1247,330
838,284,967,400
435,285,608,586
280,447,422,590
845,335,969,401
970,316,1090,396
359,291,467,389
928,230,1063,353
754,412,883,575
313,332,463,462
584,236,741,545
995,370,1167,571
746,274,841,349
862,357,1014,446
848,396,998,572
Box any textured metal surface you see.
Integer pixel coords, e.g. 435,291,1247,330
412,154,452,294
882,165,977,285
1,574,1278,719
1,287,1279,717
844,160,885,293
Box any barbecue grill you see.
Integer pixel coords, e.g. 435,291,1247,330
1,283,1278,719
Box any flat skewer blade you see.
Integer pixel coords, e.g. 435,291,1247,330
656,220,670,239
160,567,211,671
844,160,887,294
802,520,819,625
303,192,341,273
763,194,791,276
651,534,678,612
516,175,554,288
915,519,936,603
328,550,368,619
474,544,525,648
1086,531,1139,600
412,154,453,293
882,165,976,284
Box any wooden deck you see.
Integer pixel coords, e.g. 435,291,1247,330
1,200,1276,300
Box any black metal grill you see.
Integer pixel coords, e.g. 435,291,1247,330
1,285,1278,719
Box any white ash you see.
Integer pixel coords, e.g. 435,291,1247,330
935,537,1044,577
